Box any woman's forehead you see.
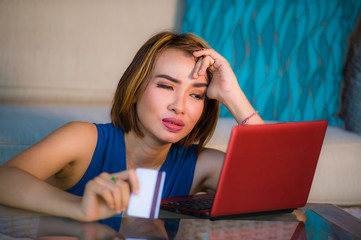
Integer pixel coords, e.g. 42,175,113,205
153,49,195,74
156,48,195,64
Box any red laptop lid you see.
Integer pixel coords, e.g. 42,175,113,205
211,121,327,217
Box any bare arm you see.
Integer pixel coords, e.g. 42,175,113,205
193,49,264,125
0,122,94,219
0,122,139,221
190,49,264,193
190,148,225,194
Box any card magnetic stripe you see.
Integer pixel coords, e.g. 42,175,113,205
149,171,163,218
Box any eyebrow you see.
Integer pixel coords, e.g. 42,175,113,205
155,74,208,88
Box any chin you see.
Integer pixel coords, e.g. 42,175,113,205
159,136,183,145
156,131,188,145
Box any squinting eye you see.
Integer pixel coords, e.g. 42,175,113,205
157,84,173,90
191,93,206,100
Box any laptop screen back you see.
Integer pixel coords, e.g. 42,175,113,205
211,121,327,217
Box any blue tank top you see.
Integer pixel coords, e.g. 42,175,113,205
65,123,198,229
66,123,198,197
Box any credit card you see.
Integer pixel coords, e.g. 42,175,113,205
126,168,166,219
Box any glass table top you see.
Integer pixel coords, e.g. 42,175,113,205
1,203,360,239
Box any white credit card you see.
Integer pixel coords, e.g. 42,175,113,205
126,168,166,219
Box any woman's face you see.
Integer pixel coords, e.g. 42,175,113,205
136,48,208,145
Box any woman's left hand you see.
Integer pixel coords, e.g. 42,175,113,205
192,49,240,103
193,48,264,126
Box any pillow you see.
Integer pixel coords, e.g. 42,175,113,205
340,41,361,134
182,0,361,126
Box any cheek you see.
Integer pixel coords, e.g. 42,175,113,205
187,101,205,124
146,91,167,111
137,89,165,117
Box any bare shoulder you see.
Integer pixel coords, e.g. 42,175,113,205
198,148,225,162
190,148,225,194
56,121,97,141
33,121,98,155
196,148,225,178
4,121,98,182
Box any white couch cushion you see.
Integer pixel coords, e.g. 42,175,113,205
0,0,182,105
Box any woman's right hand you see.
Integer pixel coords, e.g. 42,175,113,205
79,169,139,222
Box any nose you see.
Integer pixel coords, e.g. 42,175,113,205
168,93,186,114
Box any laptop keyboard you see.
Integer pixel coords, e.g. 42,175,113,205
163,197,214,211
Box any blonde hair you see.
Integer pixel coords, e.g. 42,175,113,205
111,31,220,154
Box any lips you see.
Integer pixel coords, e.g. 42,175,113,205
162,118,185,132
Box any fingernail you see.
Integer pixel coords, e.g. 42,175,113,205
193,72,198,78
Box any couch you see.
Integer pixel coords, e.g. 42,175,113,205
1,0,360,206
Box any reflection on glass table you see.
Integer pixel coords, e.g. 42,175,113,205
0,204,360,240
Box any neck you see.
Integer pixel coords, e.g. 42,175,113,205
124,131,171,170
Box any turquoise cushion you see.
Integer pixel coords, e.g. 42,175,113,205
182,0,361,126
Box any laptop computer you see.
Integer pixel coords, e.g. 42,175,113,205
161,120,328,219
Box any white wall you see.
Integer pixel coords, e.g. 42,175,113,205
0,0,185,105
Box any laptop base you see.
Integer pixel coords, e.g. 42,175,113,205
209,208,296,221
160,205,296,220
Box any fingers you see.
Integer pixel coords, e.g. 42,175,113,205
193,48,221,60
114,169,139,195
85,170,139,215
114,178,130,213
193,56,214,79
95,173,127,214
192,49,224,79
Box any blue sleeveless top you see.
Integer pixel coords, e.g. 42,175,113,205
66,123,198,197
65,123,198,230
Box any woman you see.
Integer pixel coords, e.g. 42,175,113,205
0,32,263,222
